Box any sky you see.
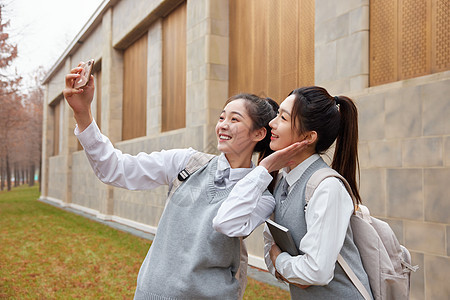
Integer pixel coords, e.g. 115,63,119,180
3,0,104,87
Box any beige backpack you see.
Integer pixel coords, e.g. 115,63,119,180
305,168,418,300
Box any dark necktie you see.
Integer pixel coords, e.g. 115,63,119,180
278,177,289,204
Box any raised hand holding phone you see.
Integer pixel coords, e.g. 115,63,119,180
63,60,96,131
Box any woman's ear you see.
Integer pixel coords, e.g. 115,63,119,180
253,127,267,142
305,131,317,145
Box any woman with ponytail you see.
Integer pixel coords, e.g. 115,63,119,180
233,86,372,299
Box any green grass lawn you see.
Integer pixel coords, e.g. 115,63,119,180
0,185,290,299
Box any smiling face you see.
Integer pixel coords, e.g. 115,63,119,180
215,99,262,163
269,95,304,151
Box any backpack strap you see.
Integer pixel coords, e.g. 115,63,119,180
356,203,372,223
305,168,371,300
337,254,372,300
305,167,355,211
168,151,215,200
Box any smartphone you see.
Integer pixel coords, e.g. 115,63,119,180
73,59,94,89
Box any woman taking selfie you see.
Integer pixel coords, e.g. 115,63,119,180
62,65,300,299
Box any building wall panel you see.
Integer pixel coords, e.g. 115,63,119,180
162,1,187,132
122,34,148,140
229,0,314,102
370,0,449,86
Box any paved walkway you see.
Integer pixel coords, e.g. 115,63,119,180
39,198,289,291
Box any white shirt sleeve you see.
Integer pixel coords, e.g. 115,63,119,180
75,120,196,190
274,177,354,286
212,166,275,237
263,223,277,276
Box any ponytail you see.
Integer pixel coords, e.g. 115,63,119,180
289,87,361,205
332,96,361,204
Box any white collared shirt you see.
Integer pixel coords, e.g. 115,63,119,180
75,120,275,237
214,153,254,189
282,154,321,193
263,154,355,286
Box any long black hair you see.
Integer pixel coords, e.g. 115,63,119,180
289,86,361,204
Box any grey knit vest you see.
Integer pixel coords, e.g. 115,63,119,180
134,157,241,300
273,157,372,299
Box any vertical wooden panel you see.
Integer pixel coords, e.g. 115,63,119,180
432,0,450,72
370,0,398,86
229,0,314,103
229,0,254,95
53,101,60,156
266,0,281,99
253,0,268,96
162,1,186,132
398,0,431,80
123,34,148,140
371,0,448,86
279,0,299,97
298,0,315,87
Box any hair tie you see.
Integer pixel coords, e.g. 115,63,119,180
334,96,340,111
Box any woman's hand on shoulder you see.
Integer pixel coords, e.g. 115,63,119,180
259,141,308,173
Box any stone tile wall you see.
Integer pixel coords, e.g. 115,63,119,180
354,73,450,299
315,0,369,94
47,155,67,202
71,151,104,213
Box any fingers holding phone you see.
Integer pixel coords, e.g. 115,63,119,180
73,59,94,89
64,59,95,96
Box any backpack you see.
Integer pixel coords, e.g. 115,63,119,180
305,168,418,300
167,151,248,300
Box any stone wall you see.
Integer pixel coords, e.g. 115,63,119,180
315,0,369,93
354,72,450,300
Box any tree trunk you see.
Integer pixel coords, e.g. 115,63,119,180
14,163,19,187
38,157,42,192
6,154,11,191
29,164,35,187
0,159,4,191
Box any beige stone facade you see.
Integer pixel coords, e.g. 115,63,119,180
41,0,450,298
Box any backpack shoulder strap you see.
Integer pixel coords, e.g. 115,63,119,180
168,151,215,199
179,151,216,181
337,254,372,300
305,168,371,300
305,167,355,207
